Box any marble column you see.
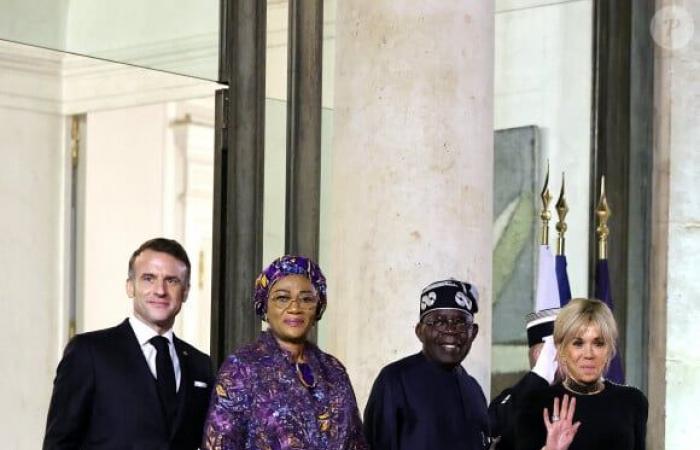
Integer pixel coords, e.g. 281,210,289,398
649,2,700,448
323,1,494,407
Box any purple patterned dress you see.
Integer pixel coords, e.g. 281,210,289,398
202,331,368,450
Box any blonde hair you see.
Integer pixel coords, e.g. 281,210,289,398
554,298,618,369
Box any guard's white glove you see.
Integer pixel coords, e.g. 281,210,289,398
532,335,558,384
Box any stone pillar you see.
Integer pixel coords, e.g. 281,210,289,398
324,1,494,407
649,2,700,448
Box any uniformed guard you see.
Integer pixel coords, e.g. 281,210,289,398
488,308,560,450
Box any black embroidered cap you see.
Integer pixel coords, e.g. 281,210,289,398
419,278,479,320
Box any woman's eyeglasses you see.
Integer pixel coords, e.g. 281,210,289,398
269,294,319,311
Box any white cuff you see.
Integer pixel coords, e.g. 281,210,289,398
532,335,558,384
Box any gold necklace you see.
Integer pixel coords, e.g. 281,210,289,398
562,377,605,395
295,353,316,389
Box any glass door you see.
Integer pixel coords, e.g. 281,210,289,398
0,0,220,80
0,2,223,446
0,39,221,448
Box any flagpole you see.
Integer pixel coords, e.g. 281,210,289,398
596,176,611,260
554,172,572,305
594,175,624,383
540,164,552,246
555,172,568,256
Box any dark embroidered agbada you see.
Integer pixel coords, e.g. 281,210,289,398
364,352,490,450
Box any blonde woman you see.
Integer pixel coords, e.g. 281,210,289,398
516,298,647,450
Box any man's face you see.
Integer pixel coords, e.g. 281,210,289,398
126,249,189,333
529,341,546,369
415,309,478,367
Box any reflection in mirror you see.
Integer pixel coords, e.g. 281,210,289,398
0,0,219,80
263,0,289,266
0,39,219,448
491,0,593,397
263,0,335,345
317,0,336,348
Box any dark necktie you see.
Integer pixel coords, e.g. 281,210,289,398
150,336,177,428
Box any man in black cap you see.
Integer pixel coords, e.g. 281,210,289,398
488,308,559,450
364,278,490,450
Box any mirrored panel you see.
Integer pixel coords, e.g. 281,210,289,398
0,40,220,447
317,0,335,348
0,0,219,80
491,0,594,397
262,0,289,265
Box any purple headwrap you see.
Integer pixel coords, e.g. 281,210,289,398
254,255,328,320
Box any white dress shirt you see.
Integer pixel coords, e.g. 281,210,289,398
128,314,182,391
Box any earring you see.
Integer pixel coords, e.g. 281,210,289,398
263,313,268,322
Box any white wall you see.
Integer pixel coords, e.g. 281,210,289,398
172,101,215,353
266,1,288,102
262,98,287,265
0,42,66,450
80,99,216,356
80,104,169,331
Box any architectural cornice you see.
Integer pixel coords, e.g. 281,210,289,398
63,33,218,81
0,41,63,113
0,11,337,115
61,53,220,114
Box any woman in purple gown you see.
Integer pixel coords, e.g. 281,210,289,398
202,255,367,450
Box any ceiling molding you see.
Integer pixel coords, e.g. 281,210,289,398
0,41,63,113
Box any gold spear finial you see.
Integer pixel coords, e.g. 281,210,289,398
540,163,552,246
595,176,611,260
555,172,569,256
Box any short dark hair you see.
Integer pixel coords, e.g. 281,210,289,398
127,238,191,286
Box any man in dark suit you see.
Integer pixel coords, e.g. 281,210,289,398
44,238,214,450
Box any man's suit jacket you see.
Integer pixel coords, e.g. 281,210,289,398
44,319,214,450
488,372,548,450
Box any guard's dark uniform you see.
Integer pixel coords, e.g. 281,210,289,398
364,352,490,450
488,372,548,450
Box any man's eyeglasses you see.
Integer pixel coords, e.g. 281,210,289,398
422,316,473,333
269,294,319,311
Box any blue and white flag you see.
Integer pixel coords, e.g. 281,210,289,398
594,258,625,384
535,245,560,311
555,255,572,306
